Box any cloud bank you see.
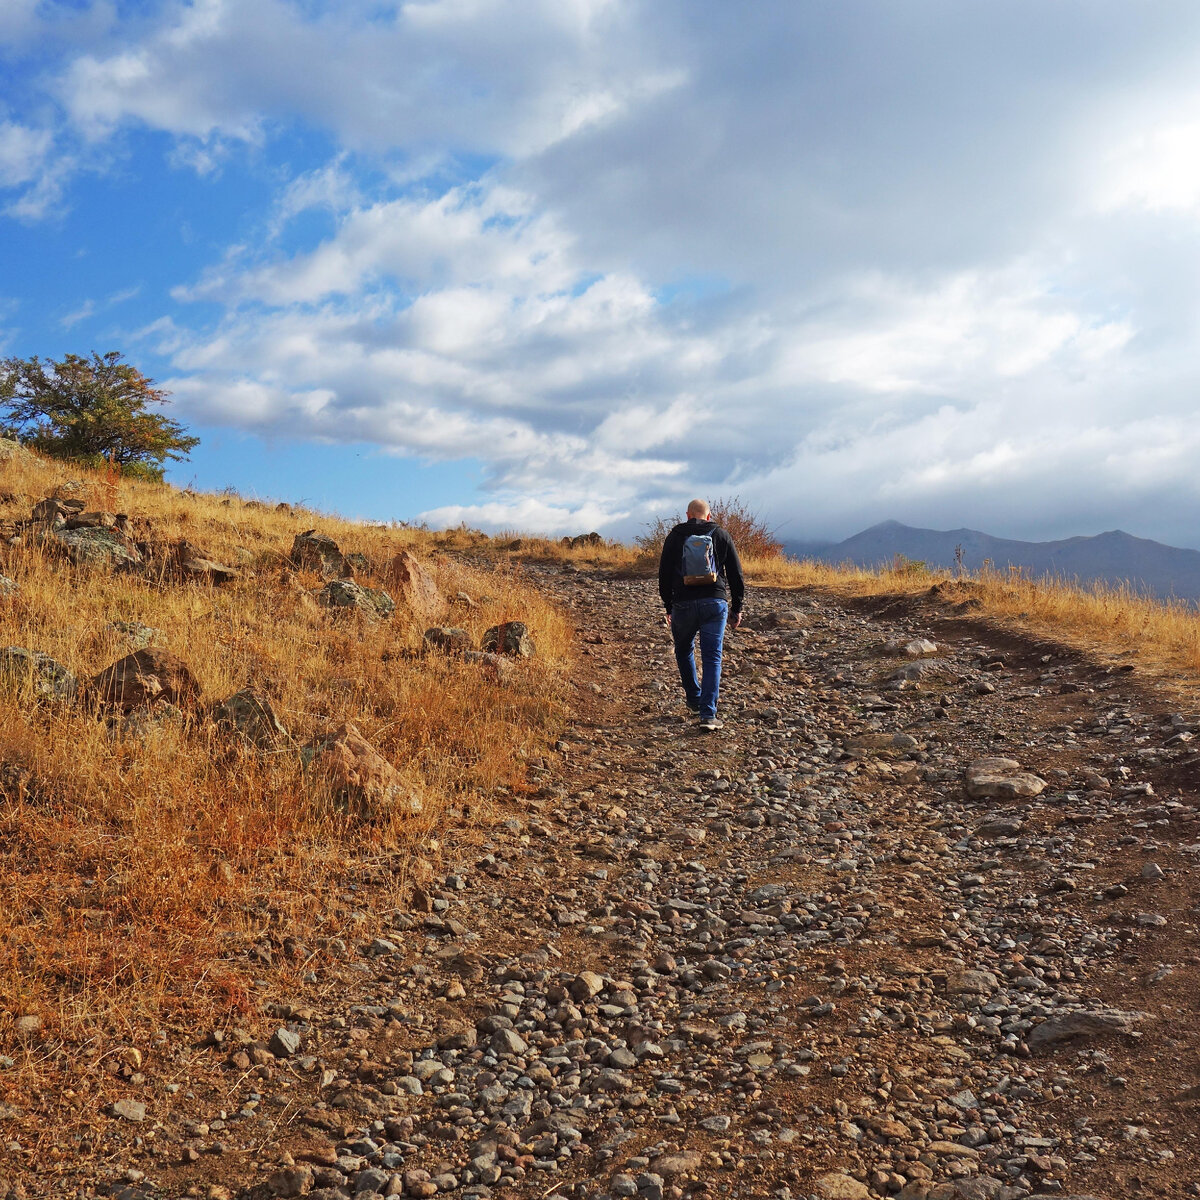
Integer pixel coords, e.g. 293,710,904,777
5,0,1200,541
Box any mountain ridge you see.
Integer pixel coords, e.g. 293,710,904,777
785,521,1200,601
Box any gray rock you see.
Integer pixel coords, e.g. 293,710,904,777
353,1168,390,1194
947,970,997,995
318,579,395,620
607,1046,637,1069
291,530,347,578
0,646,77,702
106,620,164,650
490,1028,527,1056
212,688,289,748
110,1098,146,1122
462,649,515,682
49,526,142,570
965,757,1047,799
481,621,535,657
269,1027,302,1057
1027,1008,1146,1051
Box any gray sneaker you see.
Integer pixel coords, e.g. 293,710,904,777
698,716,723,731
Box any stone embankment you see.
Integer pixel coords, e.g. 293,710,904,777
15,566,1200,1200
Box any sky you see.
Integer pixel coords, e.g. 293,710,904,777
3,1,1200,546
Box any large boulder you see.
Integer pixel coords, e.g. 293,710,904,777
0,647,77,702
1027,1008,1146,1052
317,579,395,620
386,551,443,620
290,530,346,579
46,526,142,570
965,757,1047,800
481,621,535,657
92,648,200,711
302,722,422,819
212,689,288,749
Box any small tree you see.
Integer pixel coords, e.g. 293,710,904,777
0,351,199,482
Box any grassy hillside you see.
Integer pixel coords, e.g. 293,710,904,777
750,555,1200,689
0,447,577,1079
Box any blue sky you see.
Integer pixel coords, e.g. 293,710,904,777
4,1,1200,545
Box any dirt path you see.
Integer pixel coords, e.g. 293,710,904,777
16,567,1200,1200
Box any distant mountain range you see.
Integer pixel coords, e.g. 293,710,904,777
784,521,1200,601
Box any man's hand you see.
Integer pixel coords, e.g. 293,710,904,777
732,611,742,629
665,611,672,627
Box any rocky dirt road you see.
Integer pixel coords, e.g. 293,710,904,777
17,567,1200,1200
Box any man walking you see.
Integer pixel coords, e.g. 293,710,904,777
658,499,745,731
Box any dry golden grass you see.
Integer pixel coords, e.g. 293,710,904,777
0,449,572,1064
435,526,643,571
747,554,1200,691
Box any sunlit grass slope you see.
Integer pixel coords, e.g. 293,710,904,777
0,449,572,1053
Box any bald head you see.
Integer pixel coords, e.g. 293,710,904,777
686,498,710,519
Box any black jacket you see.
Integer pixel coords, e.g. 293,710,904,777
658,519,745,616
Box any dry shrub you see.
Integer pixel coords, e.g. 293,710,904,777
635,495,783,560
709,496,783,560
0,449,572,1066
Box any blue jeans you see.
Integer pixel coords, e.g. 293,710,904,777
671,598,728,719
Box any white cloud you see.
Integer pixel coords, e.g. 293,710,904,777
155,164,1151,538
1096,116,1200,214
60,284,142,328
777,266,1133,395
418,495,626,535
54,0,679,158
0,0,42,47
60,298,95,328
0,120,50,187
11,1,1200,542
0,119,72,219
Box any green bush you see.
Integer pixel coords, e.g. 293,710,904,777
0,351,198,482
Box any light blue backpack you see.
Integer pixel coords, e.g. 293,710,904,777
682,533,719,585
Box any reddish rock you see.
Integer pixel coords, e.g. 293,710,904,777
92,648,201,710
302,722,422,819
386,550,443,619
